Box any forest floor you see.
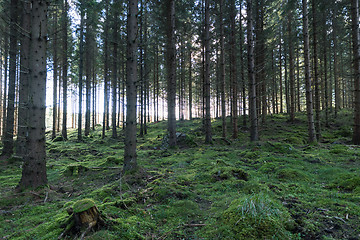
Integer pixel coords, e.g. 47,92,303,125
0,110,360,239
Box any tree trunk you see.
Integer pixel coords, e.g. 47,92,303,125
230,0,237,139
302,0,316,143
123,0,138,172
312,0,321,139
18,0,48,190
16,1,31,157
165,0,177,147
219,0,226,137
62,0,68,140
189,49,192,121
351,0,360,144
2,0,19,156
247,0,258,141
288,12,295,122
279,33,283,113
52,9,58,140
240,9,246,127
112,1,119,139
102,0,109,139
85,8,92,136
2,29,9,138
204,0,212,143
332,7,340,117
78,3,85,141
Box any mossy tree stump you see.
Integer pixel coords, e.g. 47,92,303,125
59,199,105,239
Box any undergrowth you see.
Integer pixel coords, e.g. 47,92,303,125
0,110,359,239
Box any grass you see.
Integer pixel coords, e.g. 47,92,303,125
0,109,360,239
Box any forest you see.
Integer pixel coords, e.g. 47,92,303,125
0,0,360,239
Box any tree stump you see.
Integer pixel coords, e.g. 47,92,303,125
59,199,105,239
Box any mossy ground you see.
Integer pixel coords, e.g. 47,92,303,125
1,110,359,239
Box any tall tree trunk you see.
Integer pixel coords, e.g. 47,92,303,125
78,3,85,141
288,12,295,122
144,10,149,134
62,0,68,140
123,0,138,172
165,0,177,147
302,0,316,143
16,1,31,157
219,0,226,137
323,16,329,127
230,0,237,139
279,33,283,113
102,0,109,139
240,9,246,127
2,0,19,156
332,7,340,117
296,47,301,112
112,1,119,139
52,9,58,140
85,10,92,136
188,49,192,121
312,0,321,139
351,0,360,144
18,0,48,190
2,30,9,139
247,0,258,141
204,0,212,143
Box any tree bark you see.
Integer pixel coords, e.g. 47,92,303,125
351,0,360,144
85,6,92,136
102,0,110,139
112,1,119,139
312,0,321,139
302,0,316,143
165,0,177,147
247,0,258,141
52,9,58,140
18,0,48,190
219,0,226,138
332,6,340,117
288,12,295,122
62,0,68,140
2,0,19,156
123,0,138,172
16,1,31,157
230,0,237,139
204,0,212,143
78,3,85,141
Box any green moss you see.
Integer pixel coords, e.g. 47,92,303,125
211,167,248,182
329,145,349,154
338,176,360,192
276,168,309,181
73,198,96,213
284,136,306,145
259,162,281,173
104,156,123,165
263,141,295,154
86,230,118,240
210,194,294,239
63,164,89,176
